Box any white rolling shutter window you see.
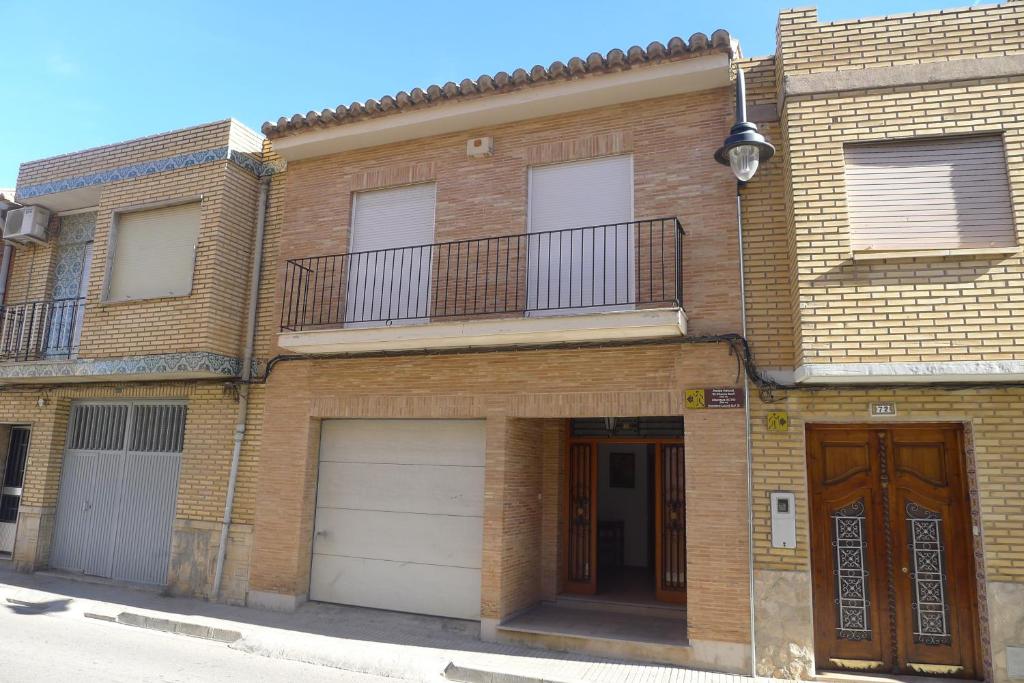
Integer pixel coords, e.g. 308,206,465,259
107,203,201,301
845,135,1016,251
527,155,634,314
346,183,436,325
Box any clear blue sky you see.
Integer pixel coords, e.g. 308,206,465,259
1,0,974,188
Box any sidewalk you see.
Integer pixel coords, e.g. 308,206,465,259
0,567,755,683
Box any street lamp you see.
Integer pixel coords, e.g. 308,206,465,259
714,67,775,182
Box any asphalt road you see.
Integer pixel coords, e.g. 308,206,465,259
0,598,402,683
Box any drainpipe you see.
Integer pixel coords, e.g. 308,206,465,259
0,245,12,304
212,173,271,600
735,185,758,678
0,201,17,303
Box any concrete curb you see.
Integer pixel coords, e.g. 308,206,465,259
113,611,242,643
229,631,447,681
83,612,117,623
444,661,572,683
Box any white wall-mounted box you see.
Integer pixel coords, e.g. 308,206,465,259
770,491,797,549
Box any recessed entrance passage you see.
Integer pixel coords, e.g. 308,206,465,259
563,417,686,605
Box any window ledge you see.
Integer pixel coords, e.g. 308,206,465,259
98,292,194,307
852,247,1021,262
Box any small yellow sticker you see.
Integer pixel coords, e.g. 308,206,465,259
685,389,706,409
767,411,789,433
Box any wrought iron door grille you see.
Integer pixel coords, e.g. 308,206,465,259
281,217,684,330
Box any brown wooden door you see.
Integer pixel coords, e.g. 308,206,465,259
655,443,686,603
563,442,597,594
808,425,980,679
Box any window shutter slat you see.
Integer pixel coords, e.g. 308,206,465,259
844,135,1016,251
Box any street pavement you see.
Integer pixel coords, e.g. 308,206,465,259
0,567,756,683
0,594,397,682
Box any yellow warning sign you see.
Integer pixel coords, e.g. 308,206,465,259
685,389,706,409
767,411,790,433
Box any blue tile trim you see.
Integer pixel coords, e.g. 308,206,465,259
17,145,277,201
0,352,242,381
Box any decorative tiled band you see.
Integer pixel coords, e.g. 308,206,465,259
16,146,278,201
0,352,242,381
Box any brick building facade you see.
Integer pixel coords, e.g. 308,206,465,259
0,119,270,604
1,2,1022,681
741,3,1024,681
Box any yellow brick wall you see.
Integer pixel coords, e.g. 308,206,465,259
771,3,1024,366
16,120,237,189
6,151,261,362
0,382,251,525
784,82,1024,365
749,387,1024,583
776,3,1024,77
737,56,794,370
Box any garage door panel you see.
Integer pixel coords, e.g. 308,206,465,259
318,419,485,466
312,508,482,568
309,555,481,620
316,461,484,517
50,402,185,586
313,418,485,620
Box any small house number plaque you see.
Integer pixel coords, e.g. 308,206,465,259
870,401,897,416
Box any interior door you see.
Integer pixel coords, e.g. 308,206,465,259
654,443,686,603
563,441,597,594
808,425,980,679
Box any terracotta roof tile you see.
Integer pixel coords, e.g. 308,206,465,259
263,30,734,139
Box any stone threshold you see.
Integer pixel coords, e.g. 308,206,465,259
496,603,691,667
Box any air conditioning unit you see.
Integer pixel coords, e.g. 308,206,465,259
3,206,50,245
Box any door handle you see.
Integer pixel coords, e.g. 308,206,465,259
902,566,909,574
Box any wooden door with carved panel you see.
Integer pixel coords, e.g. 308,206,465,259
808,425,980,679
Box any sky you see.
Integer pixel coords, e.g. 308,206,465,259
0,0,976,189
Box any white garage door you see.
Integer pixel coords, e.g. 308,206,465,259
310,419,485,620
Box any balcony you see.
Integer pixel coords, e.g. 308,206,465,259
278,218,686,354
0,298,85,361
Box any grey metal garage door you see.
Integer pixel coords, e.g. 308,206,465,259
50,401,186,585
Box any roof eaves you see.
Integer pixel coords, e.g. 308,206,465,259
264,30,734,139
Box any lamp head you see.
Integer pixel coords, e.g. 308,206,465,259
714,66,775,182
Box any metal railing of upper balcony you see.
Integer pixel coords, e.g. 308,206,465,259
0,298,86,361
281,217,684,332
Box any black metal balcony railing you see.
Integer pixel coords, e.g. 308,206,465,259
0,298,86,361
281,217,683,332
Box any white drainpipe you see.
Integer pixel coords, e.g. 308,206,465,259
212,174,271,600
0,244,12,303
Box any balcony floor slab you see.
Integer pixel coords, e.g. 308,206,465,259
278,307,687,355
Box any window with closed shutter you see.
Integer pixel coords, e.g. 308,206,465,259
107,202,201,302
527,155,635,314
844,135,1016,252
346,183,436,325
